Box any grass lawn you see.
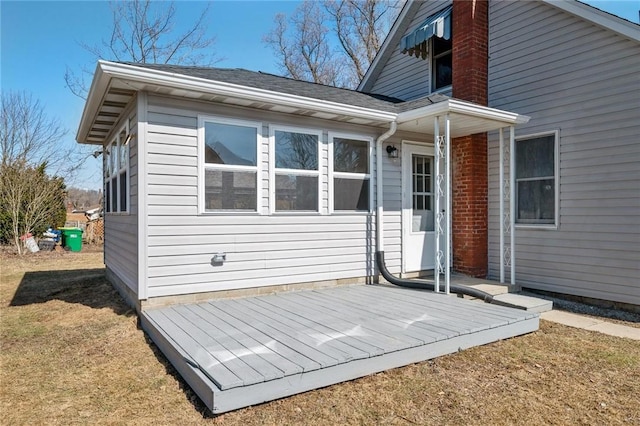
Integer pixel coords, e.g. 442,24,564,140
1,250,639,425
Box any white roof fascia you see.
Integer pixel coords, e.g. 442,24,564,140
542,0,640,43
78,60,398,143
103,61,396,118
358,0,417,92
396,99,530,126
76,62,110,143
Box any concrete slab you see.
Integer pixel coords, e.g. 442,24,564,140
493,293,553,313
541,310,640,340
465,283,510,296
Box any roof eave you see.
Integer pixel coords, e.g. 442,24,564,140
77,61,398,145
537,1,639,43
76,61,111,144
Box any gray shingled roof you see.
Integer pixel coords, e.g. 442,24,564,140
119,62,448,114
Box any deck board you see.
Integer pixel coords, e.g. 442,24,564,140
294,289,440,343
141,284,539,414
189,303,306,376
172,305,285,384
218,298,342,368
262,293,405,354
338,286,510,332
333,286,481,335
238,297,372,362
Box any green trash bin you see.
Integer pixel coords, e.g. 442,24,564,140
60,227,83,252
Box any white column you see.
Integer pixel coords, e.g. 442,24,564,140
444,114,451,294
509,125,516,285
434,116,441,293
499,128,505,283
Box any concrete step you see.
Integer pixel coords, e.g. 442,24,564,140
464,283,510,296
492,293,553,313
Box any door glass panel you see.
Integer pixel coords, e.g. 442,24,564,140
412,155,434,232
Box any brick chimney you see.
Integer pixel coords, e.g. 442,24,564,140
451,0,489,277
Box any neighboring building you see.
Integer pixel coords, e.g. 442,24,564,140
77,0,639,311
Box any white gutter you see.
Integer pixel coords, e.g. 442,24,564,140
376,121,398,253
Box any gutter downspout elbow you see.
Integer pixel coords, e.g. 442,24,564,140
376,121,397,253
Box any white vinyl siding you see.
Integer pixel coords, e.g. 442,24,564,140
104,107,138,294
487,0,640,305
381,136,415,274
143,95,391,298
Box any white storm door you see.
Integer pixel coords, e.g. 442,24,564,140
402,144,435,273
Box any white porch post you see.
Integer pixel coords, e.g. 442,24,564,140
434,116,441,293
444,114,451,294
434,115,451,294
509,125,516,285
499,126,516,285
499,128,505,283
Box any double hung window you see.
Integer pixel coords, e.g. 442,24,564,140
515,132,558,226
329,134,372,212
199,117,260,212
270,126,321,212
104,125,129,213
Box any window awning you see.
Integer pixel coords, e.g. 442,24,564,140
400,5,452,59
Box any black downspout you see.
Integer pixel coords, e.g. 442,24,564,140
376,251,525,310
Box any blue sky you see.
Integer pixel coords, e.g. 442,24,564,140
1,0,638,190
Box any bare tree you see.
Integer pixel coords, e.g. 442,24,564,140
65,0,218,98
0,91,71,252
265,0,396,89
0,161,66,254
265,2,343,86
0,91,78,177
325,0,389,84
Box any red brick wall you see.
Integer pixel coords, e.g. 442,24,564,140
451,0,489,277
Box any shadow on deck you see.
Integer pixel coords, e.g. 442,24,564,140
141,284,539,414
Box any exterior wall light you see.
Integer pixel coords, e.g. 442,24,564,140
386,144,398,158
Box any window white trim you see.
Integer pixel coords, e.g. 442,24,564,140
514,130,559,230
269,124,322,214
104,121,130,215
328,132,374,214
197,115,263,214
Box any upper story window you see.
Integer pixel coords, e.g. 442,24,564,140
104,124,130,214
270,126,321,213
432,36,452,91
515,131,559,227
198,116,261,213
399,5,452,93
329,133,372,212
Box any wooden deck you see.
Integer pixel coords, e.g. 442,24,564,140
141,284,539,414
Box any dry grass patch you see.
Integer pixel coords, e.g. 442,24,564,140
1,251,639,425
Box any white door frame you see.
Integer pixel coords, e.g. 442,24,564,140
401,141,435,274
